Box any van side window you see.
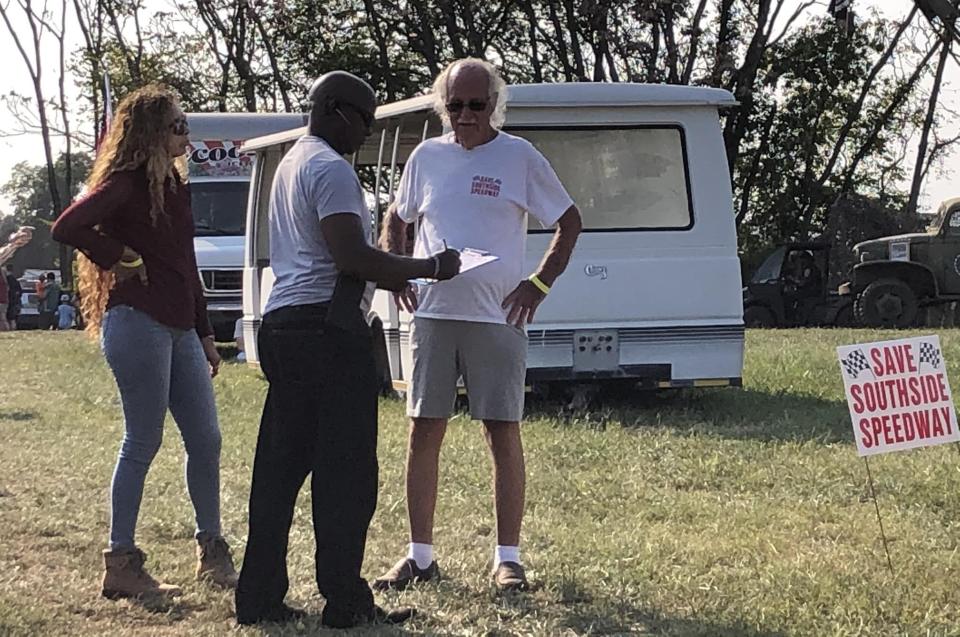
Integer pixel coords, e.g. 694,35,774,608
513,126,693,231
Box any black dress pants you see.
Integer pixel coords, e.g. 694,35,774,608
235,303,378,622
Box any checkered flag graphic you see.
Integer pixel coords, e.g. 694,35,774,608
841,349,872,379
919,341,942,370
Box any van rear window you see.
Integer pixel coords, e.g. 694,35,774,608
512,126,693,231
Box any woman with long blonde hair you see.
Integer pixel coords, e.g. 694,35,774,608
52,84,237,599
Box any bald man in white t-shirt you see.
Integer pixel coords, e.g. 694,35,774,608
376,58,582,593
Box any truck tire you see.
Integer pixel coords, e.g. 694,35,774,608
833,303,855,328
743,305,776,328
855,278,918,328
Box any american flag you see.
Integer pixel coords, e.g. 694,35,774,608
919,341,942,370
841,349,871,379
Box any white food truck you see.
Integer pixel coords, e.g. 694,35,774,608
186,113,306,339
240,84,744,392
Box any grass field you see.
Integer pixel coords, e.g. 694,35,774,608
2,329,960,636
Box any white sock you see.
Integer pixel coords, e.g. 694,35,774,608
494,545,520,567
407,542,434,569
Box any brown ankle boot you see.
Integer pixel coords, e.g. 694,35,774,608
101,547,182,599
196,532,238,589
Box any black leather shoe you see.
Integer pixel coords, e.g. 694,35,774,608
236,603,307,625
321,603,416,628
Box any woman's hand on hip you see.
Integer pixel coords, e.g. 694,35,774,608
201,335,221,378
112,247,148,286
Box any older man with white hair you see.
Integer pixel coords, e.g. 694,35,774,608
376,58,582,592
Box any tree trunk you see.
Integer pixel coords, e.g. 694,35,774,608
560,0,587,80
661,4,680,84
57,0,73,288
520,0,542,82
736,103,778,226
906,32,950,217
246,1,293,111
827,42,941,234
682,0,709,84
711,0,735,87
545,0,575,81
722,0,773,174
817,5,917,185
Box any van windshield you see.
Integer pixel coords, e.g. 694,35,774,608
191,181,249,236
751,247,785,283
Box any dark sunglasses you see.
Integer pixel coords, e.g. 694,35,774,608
445,99,488,114
169,116,189,135
337,102,375,128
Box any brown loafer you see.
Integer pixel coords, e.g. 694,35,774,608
492,561,529,592
372,557,439,591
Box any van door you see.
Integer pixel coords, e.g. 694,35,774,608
510,120,742,380
513,124,738,323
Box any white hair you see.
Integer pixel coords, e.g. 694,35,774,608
432,58,507,130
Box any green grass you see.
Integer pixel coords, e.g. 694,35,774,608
2,328,960,636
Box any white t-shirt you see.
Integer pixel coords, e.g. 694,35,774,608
395,131,573,324
264,135,374,315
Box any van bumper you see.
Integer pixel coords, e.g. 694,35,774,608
526,365,741,389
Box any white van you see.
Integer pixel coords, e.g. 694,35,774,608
241,84,744,390
186,113,306,339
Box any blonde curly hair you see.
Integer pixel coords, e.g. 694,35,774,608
77,84,187,338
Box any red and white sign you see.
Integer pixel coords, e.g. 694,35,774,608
187,140,254,178
838,336,958,456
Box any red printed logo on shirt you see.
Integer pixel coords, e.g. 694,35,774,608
470,175,501,197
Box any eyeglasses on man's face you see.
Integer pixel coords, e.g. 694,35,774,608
445,99,489,114
337,102,375,128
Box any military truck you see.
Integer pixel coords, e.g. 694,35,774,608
851,197,960,328
743,242,855,327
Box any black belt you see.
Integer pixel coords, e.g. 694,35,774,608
264,273,368,335
262,302,329,327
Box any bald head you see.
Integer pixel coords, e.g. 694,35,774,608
308,71,376,116
307,71,377,155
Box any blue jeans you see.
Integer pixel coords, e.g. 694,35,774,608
101,305,222,550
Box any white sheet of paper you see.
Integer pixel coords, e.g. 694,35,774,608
411,247,498,285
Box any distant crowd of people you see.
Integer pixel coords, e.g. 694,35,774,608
0,266,78,332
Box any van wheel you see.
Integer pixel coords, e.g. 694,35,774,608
855,278,918,328
743,305,776,328
369,316,394,396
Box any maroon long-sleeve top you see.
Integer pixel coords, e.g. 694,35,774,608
52,168,213,337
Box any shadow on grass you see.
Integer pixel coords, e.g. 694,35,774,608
0,410,37,423
526,386,852,445
250,613,419,636
118,595,205,620
556,604,786,637
488,585,786,637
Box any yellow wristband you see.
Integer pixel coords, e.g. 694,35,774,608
528,273,551,295
119,257,143,268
